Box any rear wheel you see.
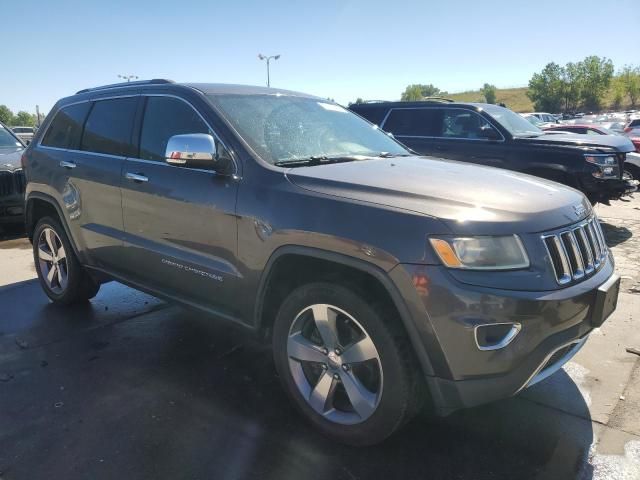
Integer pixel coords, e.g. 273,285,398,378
272,282,419,445
33,216,99,305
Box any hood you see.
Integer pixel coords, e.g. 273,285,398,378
518,133,634,153
286,156,591,235
0,146,24,171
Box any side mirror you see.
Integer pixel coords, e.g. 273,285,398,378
478,125,501,141
165,133,230,172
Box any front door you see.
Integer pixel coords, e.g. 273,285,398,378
120,95,241,318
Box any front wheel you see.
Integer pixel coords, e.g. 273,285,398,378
33,216,100,305
272,282,419,446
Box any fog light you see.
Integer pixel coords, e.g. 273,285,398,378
474,323,521,351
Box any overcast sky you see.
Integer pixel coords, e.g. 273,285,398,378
2,0,638,114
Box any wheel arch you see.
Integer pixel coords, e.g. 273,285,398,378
254,245,436,378
25,192,79,255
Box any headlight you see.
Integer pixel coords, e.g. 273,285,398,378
430,235,529,270
584,154,618,179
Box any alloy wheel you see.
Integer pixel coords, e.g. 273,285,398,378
287,304,383,425
37,227,68,294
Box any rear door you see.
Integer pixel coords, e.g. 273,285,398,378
120,95,240,316
380,107,442,156
40,97,137,270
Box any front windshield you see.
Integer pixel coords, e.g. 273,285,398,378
209,94,409,165
0,126,24,148
481,104,543,137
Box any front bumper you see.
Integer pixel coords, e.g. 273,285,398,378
0,195,25,224
389,255,617,415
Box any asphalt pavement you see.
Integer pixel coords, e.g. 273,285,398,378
0,199,639,480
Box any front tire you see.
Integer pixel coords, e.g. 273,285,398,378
33,216,99,305
272,282,419,446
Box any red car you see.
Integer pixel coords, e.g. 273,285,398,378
544,124,640,153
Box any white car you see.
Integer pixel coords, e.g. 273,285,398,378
11,126,36,144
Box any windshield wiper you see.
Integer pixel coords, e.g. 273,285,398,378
274,155,367,168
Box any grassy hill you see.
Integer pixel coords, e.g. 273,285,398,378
447,87,533,112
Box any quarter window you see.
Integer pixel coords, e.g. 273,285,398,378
80,97,138,157
41,103,91,149
139,97,213,162
382,108,443,137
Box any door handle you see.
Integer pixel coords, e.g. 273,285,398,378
59,161,76,169
125,172,148,183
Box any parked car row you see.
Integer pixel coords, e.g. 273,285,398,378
19,79,621,445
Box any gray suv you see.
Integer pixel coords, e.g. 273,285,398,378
23,79,620,445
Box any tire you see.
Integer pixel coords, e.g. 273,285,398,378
272,282,419,446
625,164,640,181
33,216,100,305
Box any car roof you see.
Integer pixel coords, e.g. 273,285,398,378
350,100,491,111
70,79,320,101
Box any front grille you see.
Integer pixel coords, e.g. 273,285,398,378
13,170,25,194
0,171,14,196
542,216,608,285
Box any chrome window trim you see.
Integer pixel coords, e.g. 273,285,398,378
380,106,506,142
36,93,239,177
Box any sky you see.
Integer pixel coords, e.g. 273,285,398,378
2,0,638,114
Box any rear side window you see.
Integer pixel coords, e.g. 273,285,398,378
382,108,443,137
139,96,212,161
80,97,138,156
41,103,91,149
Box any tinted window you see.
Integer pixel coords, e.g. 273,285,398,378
139,97,214,161
382,108,443,136
350,105,390,126
442,109,493,139
42,103,91,149
80,97,137,156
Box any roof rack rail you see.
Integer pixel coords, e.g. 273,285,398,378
421,96,454,103
76,79,175,95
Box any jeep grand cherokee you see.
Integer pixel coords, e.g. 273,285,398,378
23,80,620,445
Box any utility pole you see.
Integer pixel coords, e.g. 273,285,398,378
258,54,280,87
117,74,139,83
36,105,41,127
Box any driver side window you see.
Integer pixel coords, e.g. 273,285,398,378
139,96,228,164
442,109,493,139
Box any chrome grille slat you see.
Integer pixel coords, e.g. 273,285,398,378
542,215,608,285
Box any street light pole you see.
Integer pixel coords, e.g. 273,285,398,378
258,54,280,87
117,74,139,83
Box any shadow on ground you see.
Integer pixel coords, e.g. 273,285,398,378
601,221,632,248
0,280,596,480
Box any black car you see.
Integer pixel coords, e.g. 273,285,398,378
23,80,619,445
349,101,637,204
0,121,27,225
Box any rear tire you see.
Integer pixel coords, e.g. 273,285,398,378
272,282,419,446
33,216,99,305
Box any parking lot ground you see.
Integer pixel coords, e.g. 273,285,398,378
0,199,639,480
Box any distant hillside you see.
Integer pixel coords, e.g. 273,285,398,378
447,87,533,112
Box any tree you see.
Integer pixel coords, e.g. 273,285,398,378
14,111,36,127
354,98,364,104
611,77,626,110
401,85,424,101
619,65,640,107
579,56,614,111
527,62,565,112
0,105,14,125
480,83,497,104
400,83,445,101
560,62,583,112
